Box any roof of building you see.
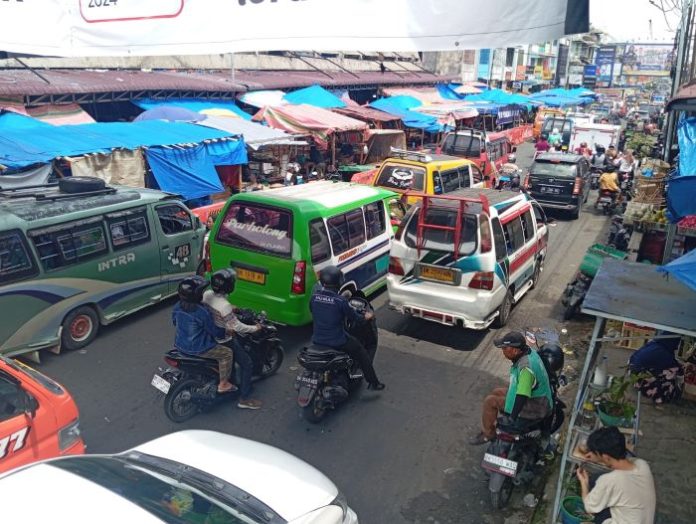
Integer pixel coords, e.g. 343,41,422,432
666,82,696,111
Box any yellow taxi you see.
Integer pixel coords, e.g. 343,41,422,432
371,149,486,206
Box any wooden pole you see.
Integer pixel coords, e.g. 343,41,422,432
331,135,336,167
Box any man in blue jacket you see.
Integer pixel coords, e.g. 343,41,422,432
172,276,236,394
310,266,385,391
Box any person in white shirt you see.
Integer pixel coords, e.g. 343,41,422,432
202,269,263,410
577,426,656,524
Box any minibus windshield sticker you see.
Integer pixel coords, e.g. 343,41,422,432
225,219,290,253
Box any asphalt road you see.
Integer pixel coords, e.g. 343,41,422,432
36,144,610,524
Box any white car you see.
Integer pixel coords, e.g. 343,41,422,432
0,430,358,524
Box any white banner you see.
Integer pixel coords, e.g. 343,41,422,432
0,0,588,57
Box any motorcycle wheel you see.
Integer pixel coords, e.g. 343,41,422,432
164,379,200,423
301,395,327,424
490,476,513,509
260,345,284,378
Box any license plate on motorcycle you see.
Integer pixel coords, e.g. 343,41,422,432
482,453,518,477
299,375,319,386
151,374,171,395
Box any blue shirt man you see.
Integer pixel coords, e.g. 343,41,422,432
309,288,360,347
171,302,224,355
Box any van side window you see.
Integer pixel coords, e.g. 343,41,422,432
491,218,507,261
309,219,330,264
501,217,525,255
532,202,547,226
439,169,462,193
479,215,492,253
0,231,37,284
364,201,386,240
458,166,472,188
31,219,108,271
0,375,25,423
156,204,193,235
107,209,150,249
520,210,536,242
327,209,366,255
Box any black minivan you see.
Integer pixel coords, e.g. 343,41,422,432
526,152,591,220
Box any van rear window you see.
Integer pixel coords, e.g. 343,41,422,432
442,134,482,157
376,164,425,191
404,207,477,256
531,161,577,178
217,203,292,257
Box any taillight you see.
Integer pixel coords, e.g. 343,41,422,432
291,260,306,294
164,357,179,367
203,241,212,273
388,256,405,276
469,271,495,290
572,177,582,195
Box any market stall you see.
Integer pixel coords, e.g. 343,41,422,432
332,105,403,130
551,258,696,522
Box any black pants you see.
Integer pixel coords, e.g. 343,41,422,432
341,335,380,386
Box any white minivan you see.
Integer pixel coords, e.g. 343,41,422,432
387,188,549,329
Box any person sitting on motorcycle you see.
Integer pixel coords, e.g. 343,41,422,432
202,269,263,410
534,134,550,153
310,266,385,391
591,146,607,171
596,164,620,209
575,142,591,156
469,331,553,445
172,276,236,394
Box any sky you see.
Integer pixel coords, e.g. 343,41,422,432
590,0,682,42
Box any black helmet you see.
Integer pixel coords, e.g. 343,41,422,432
539,343,564,373
211,268,236,295
319,265,344,290
178,276,208,304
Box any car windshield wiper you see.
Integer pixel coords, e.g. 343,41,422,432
120,451,286,524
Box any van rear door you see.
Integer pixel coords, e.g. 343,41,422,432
529,160,578,205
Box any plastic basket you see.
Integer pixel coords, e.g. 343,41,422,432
561,496,593,524
579,244,627,278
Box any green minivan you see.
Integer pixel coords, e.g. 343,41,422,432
0,179,205,360
207,181,398,326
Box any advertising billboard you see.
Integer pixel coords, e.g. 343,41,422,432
620,43,674,76
595,45,617,87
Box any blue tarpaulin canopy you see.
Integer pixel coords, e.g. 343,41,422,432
0,116,247,169
146,144,224,200
135,98,252,120
369,97,443,133
668,115,696,220
283,85,346,109
657,248,696,292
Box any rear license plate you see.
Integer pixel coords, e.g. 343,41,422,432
482,453,518,477
540,186,560,194
237,268,266,285
298,375,319,386
417,264,457,284
151,374,171,395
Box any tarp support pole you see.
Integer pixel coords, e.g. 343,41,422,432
331,135,336,167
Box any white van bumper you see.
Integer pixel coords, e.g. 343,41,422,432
386,275,503,330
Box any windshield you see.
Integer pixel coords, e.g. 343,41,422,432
376,164,426,192
441,134,482,157
531,161,578,178
216,203,292,257
1,356,63,395
404,207,478,256
49,455,273,524
542,118,571,134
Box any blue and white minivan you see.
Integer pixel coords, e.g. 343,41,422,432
387,188,550,329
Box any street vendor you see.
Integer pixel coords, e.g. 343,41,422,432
577,426,656,524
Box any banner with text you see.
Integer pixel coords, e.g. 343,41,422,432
0,0,588,57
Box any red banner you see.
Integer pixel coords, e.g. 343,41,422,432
500,124,533,145
192,201,226,227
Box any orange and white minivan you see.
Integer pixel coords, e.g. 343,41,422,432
0,355,84,473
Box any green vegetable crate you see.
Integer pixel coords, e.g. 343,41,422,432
579,244,628,279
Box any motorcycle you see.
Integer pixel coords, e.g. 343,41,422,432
295,290,377,423
561,272,593,320
596,189,618,216
152,310,284,423
482,341,566,509
608,217,632,252
589,166,603,190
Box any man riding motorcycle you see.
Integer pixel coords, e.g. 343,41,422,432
202,269,263,410
310,266,385,391
590,146,607,170
469,331,553,445
172,276,236,394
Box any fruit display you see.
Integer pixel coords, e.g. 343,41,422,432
678,215,696,229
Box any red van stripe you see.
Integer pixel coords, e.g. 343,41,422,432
500,203,531,223
510,244,537,273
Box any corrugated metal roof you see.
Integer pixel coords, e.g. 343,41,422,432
0,68,456,98
333,105,401,123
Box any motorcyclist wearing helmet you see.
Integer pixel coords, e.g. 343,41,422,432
172,276,236,394
202,269,262,410
310,266,385,391
469,331,553,445
597,163,620,209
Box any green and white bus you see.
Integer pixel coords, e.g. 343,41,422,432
0,179,205,360
207,181,399,326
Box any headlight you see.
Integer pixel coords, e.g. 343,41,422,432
330,492,348,518
58,419,82,451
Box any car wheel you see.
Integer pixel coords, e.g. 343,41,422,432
61,306,99,351
494,290,513,328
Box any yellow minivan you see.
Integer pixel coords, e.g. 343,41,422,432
371,149,486,206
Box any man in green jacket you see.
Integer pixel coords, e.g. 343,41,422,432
469,331,553,445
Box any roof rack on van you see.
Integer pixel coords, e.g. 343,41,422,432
389,147,433,163
404,191,490,257
0,183,116,201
